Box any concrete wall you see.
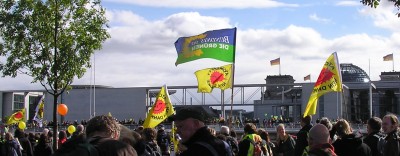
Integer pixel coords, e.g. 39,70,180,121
43,87,147,122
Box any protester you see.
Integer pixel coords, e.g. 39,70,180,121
119,124,142,154
142,128,162,156
170,107,229,156
238,123,264,156
86,115,137,156
295,115,312,156
381,114,400,156
220,126,239,156
308,124,336,156
332,119,371,156
34,134,52,156
276,123,295,156
363,117,384,156
58,130,67,149
156,126,171,156
257,129,276,156
319,117,336,143
14,129,33,156
2,132,22,156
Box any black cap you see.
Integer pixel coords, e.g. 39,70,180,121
170,107,207,122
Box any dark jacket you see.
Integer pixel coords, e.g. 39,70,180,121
333,134,372,156
34,142,52,156
363,131,384,156
383,130,400,156
180,126,228,156
18,137,33,156
276,135,296,156
295,124,312,156
2,140,22,156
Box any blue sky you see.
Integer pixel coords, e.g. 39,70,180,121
1,0,400,90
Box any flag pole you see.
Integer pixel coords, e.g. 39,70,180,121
229,28,237,128
279,57,281,75
392,53,395,72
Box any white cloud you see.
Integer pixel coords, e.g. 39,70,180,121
309,13,332,24
336,1,360,6
0,11,398,90
105,0,298,9
359,0,400,33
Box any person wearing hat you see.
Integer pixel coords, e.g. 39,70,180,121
171,107,229,156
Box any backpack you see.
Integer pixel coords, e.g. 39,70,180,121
142,142,162,156
226,136,239,155
53,137,99,156
247,138,265,156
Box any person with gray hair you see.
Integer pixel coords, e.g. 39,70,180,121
319,117,336,142
220,125,238,155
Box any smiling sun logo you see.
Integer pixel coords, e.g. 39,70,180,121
153,98,166,114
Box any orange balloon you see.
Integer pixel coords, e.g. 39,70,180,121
57,104,68,116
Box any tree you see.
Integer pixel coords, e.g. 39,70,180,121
0,0,110,150
361,0,400,17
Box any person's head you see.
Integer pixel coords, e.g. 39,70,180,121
86,115,121,139
382,114,399,134
5,132,13,141
59,130,67,139
319,117,332,131
142,128,157,141
14,129,24,138
220,126,230,136
334,119,352,137
308,124,331,148
170,108,207,143
76,124,85,133
367,117,382,134
230,129,237,138
243,123,257,134
257,129,270,142
301,115,312,127
276,124,286,137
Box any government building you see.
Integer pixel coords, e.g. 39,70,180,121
1,63,399,123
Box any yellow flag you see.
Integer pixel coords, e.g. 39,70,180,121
303,52,342,117
194,64,233,93
170,122,180,154
143,85,175,128
7,108,25,125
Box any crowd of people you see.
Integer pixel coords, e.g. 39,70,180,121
0,110,400,156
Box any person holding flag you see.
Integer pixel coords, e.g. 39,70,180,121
303,52,343,117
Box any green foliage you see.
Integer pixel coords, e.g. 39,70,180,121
0,0,110,95
361,0,400,17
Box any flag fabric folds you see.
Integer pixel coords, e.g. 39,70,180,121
383,53,393,61
304,74,311,81
143,85,175,128
33,95,45,127
7,109,25,125
270,58,280,66
195,64,233,93
174,28,236,66
170,122,180,155
303,52,343,117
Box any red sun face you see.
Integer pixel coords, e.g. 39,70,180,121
210,71,225,85
14,112,23,120
153,99,166,114
315,67,334,86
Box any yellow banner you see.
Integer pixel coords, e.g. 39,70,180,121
195,64,232,93
143,85,175,128
303,53,342,117
7,108,25,125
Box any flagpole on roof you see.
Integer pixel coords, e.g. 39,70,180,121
279,57,281,75
392,53,394,72
229,28,237,128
